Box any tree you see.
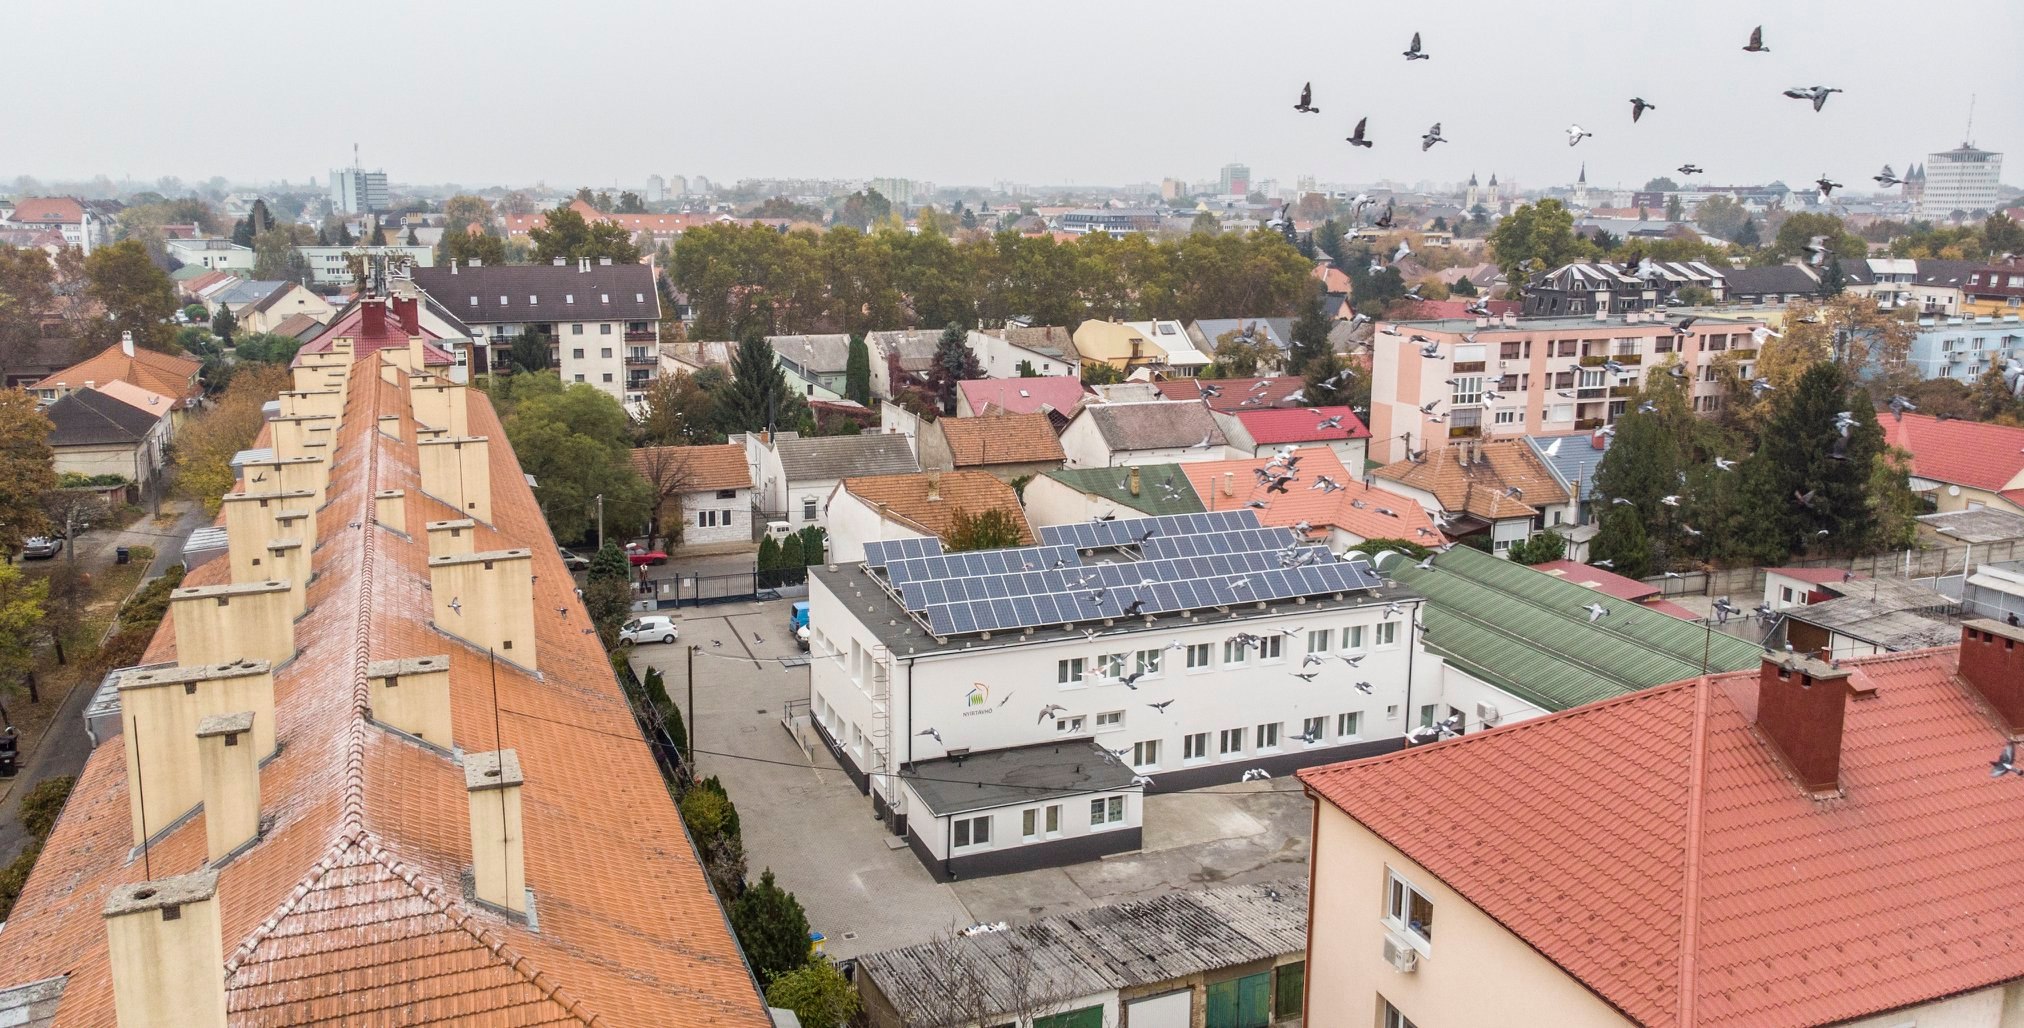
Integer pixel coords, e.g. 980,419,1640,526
1819,256,1846,296
1734,217,1761,248
946,507,1026,551
84,239,179,351
730,869,811,985
1644,177,1680,192
1209,328,1265,378
1985,214,2024,257
778,533,806,585
681,777,747,897
1664,194,1685,223
0,392,55,555
1762,213,1866,267
1080,361,1123,386
1868,446,1922,551
1191,211,1221,235
1693,194,1749,240
176,365,291,512
442,194,494,237
41,489,112,567
636,373,720,446
615,191,647,214
368,220,387,246
527,203,642,264
0,249,57,368
335,221,355,245
584,541,632,648
17,775,73,842
1589,504,1654,579
1505,531,1567,564
1287,291,1331,376
500,378,655,543
210,305,237,343
756,536,782,587
404,225,420,246
1449,275,1477,296
231,332,304,365
0,563,48,704
844,334,872,405
764,959,860,1028
1487,200,1596,289
720,331,804,434
1733,362,1884,561
509,328,554,374
929,324,981,414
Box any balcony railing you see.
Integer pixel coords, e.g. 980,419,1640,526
1453,361,1486,373
1608,384,1639,398
1448,425,1482,439
1729,348,1758,360
624,330,657,343
1576,388,1608,400
1573,417,1604,430
625,353,657,366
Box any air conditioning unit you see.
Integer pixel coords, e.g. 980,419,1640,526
1475,701,1501,727
1383,932,1420,973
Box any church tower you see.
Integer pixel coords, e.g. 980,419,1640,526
1465,173,1479,210
1486,173,1500,210
1574,164,1589,208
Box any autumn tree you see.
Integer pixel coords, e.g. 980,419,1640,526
1208,328,1265,378
176,364,292,512
632,445,695,549
527,203,642,264
763,959,859,1028
1488,200,1597,290
442,228,507,268
500,377,654,543
1760,213,1867,267
636,372,719,446
0,248,56,367
0,563,50,705
946,507,1026,551
0,391,53,558
84,239,179,351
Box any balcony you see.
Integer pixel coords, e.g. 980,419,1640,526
1728,348,1758,360
1608,384,1639,398
1573,417,1604,431
1453,361,1486,373
1447,425,1482,439
624,330,657,343
625,352,657,366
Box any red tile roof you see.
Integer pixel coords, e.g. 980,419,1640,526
32,342,203,407
5,197,86,225
1180,450,1445,546
937,412,1066,466
1529,560,1660,602
1302,641,2024,1028
1880,413,2024,506
957,376,1087,416
631,443,752,492
1229,405,1370,445
842,471,1035,545
1153,376,1309,412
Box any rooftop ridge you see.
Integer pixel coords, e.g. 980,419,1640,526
1674,675,1712,1028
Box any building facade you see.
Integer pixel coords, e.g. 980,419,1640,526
1919,143,2003,221
328,166,389,214
1904,314,2024,382
294,244,435,287
164,238,253,273
410,259,661,403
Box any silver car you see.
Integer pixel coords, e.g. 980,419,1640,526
21,536,61,559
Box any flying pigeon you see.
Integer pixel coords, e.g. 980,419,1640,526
1402,31,1429,60
1592,559,1615,568
1345,116,1373,148
1750,377,1775,397
1677,163,1703,176
1993,742,2019,777
1291,671,1319,682
1583,602,1610,623
1783,86,1842,112
1130,775,1156,789
1421,123,1446,150
447,596,462,614
1293,81,1319,113
1374,201,1395,228
1566,124,1592,147
1629,97,1655,122
1661,494,1681,507
1794,489,1818,509
1873,165,1902,187
1750,324,1782,343
1241,768,1273,782
1394,240,1413,263
1037,704,1068,724
1888,395,1917,421
1815,176,1842,200
917,727,943,745
1148,699,1175,712
1743,24,1769,52
1638,401,1658,414
1353,680,1374,694
1542,437,1563,457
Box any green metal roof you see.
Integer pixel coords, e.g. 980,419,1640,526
1387,546,1762,714
1042,464,1205,516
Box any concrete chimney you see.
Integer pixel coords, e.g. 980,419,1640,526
277,388,342,420
412,381,471,436
1754,653,1855,794
236,455,326,504
429,549,536,666
118,661,275,845
103,871,226,1028
465,750,526,913
407,334,427,374
367,655,452,745
378,413,402,440
222,490,316,579
119,330,136,358
170,581,296,667
417,436,493,522
925,470,942,502
375,489,406,531
1959,619,2024,735
426,518,478,558
266,539,307,617
1222,471,1235,497
195,712,259,861
268,414,336,460
361,297,388,339
1127,466,1141,497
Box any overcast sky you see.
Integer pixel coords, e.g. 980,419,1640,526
11,0,2020,195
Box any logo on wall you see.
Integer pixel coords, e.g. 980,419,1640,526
962,683,995,716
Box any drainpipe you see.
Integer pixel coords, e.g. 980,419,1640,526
1401,599,1422,742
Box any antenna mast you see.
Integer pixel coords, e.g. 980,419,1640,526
1965,94,1977,146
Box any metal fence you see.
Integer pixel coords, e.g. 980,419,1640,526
1659,539,2024,600
615,660,688,787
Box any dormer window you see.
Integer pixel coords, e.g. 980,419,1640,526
601,294,609,303
529,295,538,305
499,295,509,305
566,294,574,304
468,296,477,306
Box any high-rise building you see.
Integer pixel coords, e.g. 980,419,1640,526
645,173,666,202
1160,178,1187,201
869,177,914,207
1920,143,2003,221
1219,162,1251,196
329,166,388,214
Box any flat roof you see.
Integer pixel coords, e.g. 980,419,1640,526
904,740,1138,816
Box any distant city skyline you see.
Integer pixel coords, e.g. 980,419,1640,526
6,0,2019,196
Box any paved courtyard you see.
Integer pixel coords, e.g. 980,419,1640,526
632,595,1315,960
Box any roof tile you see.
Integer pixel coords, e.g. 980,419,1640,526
937,413,1065,466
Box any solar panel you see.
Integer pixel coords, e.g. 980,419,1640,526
1036,510,1262,550
862,537,944,569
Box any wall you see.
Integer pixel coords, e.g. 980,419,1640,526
827,488,934,563
53,439,152,489
675,485,751,547
1837,981,2024,1028
967,330,1076,380
1701,539,2024,600
1058,416,1235,468
1019,476,1119,528
555,319,632,401
898,777,1142,880
1306,804,1637,1028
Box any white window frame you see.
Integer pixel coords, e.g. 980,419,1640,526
1094,710,1123,732
1376,621,1399,648
1222,639,1249,666
953,815,992,850
1219,727,1245,756
1056,716,1087,735
1132,648,1163,678
1088,795,1126,828
1342,625,1366,651
1307,628,1332,654
1185,642,1212,671
1258,635,1284,662
1302,716,1326,745
1386,870,1435,951
1058,657,1086,686
1337,711,1362,738
1132,739,1160,769
1256,721,1281,751
1183,732,1209,762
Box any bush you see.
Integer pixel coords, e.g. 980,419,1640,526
764,958,860,1028
18,775,75,842
1506,531,1567,565
731,868,812,984
55,472,130,488
0,842,42,921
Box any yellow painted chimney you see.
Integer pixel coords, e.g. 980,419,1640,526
465,750,526,912
170,581,295,667
426,518,477,557
117,661,275,845
367,655,452,744
277,388,342,420
377,413,402,440
407,334,428,374
221,490,315,582
103,871,226,1028
429,549,536,666
235,455,326,504
265,539,307,617
411,381,471,436
268,414,336,459
195,711,259,861
417,436,493,523
374,489,406,531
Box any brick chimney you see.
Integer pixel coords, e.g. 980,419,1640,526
429,549,536,667
426,518,477,558
103,871,226,1028
361,297,387,339
1754,653,1856,794
375,489,406,531
394,294,420,334
417,436,493,523
195,711,260,861
117,661,275,845
170,581,296,667
1959,619,2024,735
466,749,526,912
367,655,452,745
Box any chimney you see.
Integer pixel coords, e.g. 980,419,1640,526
417,436,493,522
407,333,427,373
375,489,406,530
361,298,387,338
1591,431,1608,451
1594,308,1610,322
553,257,566,266
378,413,402,440
466,258,481,268
426,518,478,558
103,871,226,1028
269,414,336,460
1222,471,1235,497
367,655,453,744
1754,653,1855,794
925,470,942,501
277,388,342,420
118,661,275,845
395,295,420,334
266,539,307,617
236,456,326,504
466,750,526,912
411,381,471,435
1959,619,2024,735
120,330,136,358
578,257,590,273
450,260,459,275
429,549,536,667
1128,466,1141,496
170,581,295,667
222,491,316,579
84,380,95,390
195,712,259,861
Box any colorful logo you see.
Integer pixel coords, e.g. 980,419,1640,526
966,683,988,707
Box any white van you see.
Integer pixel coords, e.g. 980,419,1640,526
765,521,795,541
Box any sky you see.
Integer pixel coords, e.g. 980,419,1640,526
10,0,2021,196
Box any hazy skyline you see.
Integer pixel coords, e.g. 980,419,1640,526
11,0,2021,196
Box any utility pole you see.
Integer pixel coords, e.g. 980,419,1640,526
686,644,698,766
596,493,605,551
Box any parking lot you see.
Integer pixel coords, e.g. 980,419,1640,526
630,596,1315,960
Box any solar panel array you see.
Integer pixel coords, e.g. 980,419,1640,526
1038,510,1262,549
920,561,1383,636
1141,528,1305,560
862,537,943,569
883,545,1081,587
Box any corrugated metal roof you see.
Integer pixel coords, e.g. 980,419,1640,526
1041,465,1205,515
1389,546,1760,712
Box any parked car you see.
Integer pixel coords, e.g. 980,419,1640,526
557,547,591,572
626,547,668,567
790,602,811,651
21,536,62,559
619,616,679,646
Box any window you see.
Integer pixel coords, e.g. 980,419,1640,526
1343,625,1365,651
716,489,737,500
1382,999,1420,1028
1499,341,1522,360
1034,1007,1105,1028
1058,657,1086,685
1302,716,1326,744
1023,804,1063,839
571,323,584,335
1219,727,1245,756
1133,648,1163,678
1258,635,1283,662
697,510,718,528
1222,639,1249,665
1555,339,1578,357
1387,871,1435,945
1450,375,1483,406
1338,711,1362,737
1184,732,1209,761
1096,652,1127,680
1095,710,1123,731
1046,804,1061,833
1056,716,1086,734
566,294,574,304
1089,795,1125,826
1132,739,1160,768
600,347,613,359
573,347,586,359
1022,808,1037,840
600,323,613,335
1780,586,1795,603
1307,629,1332,654
802,498,817,521
1256,722,1281,750
1375,621,1398,647
1549,403,1574,421
1493,408,1524,426
1386,704,1401,720
953,815,991,849
602,373,613,383
573,374,585,382
1273,962,1305,1021
1185,642,1212,670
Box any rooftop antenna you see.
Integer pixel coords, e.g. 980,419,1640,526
133,715,151,879
1964,94,1977,147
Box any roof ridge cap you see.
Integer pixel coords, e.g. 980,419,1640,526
1674,676,1713,1027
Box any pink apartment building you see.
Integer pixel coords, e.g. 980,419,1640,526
1367,310,1772,464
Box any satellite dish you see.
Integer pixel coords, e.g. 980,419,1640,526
1948,486,1962,497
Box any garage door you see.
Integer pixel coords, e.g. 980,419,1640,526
1126,990,1191,1028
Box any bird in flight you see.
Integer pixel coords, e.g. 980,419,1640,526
1743,24,1769,52
1677,163,1703,176
917,727,943,744
1873,165,1903,187
1403,31,1429,60
1148,699,1175,712
1291,671,1319,682
1583,602,1610,623
1629,97,1656,122
1037,704,1068,724
1992,742,2019,777
1241,768,1273,782
1783,86,1842,111
1421,123,1446,150
1293,82,1319,113
1794,489,1819,510
1887,395,1917,421
1345,117,1372,148
1815,176,1842,200
1566,124,1592,147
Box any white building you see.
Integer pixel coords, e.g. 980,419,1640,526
806,510,1424,879
743,431,919,529
1058,401,1235,468
294,244,435,287
329,166,389,214
165,238,254,273
410,258,661,404
1919,143,2003,221
630,443,754,551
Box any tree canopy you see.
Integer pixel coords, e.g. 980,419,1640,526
84,239,179,351
0,392,55,554
527,204,642,264
1487,200,1596,288
719,331,804,434
497,376,653,543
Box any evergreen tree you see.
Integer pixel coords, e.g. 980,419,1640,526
1449,275,1478,296
1734,217,1760,248
1590,504,1653,579
369,220,387,246
231,217,254,247
405,225,420,246
210,305,237,343
756,536,781,588
1733,362,1883,561
720,330,802,433
589,540,629,584
1818,256,1846,295
843,334,872,405
1287,292,1331,376
929,323,981,415
336,221,355,245
509,328,553,374
779,534,806,586
730,869,811,984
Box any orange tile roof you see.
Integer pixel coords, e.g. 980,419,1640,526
32,341,203,407
843,471,1035,546
6,197,86,225
936,412,1065,466
0,360,770,1025
1371,441,1569,520
630,443,752,492
1881,413,2024,507
1302,641,2024,1028
1181,450,1446,546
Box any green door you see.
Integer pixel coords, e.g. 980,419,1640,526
1033,1006,1104,1028
1206,972,1272,1028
